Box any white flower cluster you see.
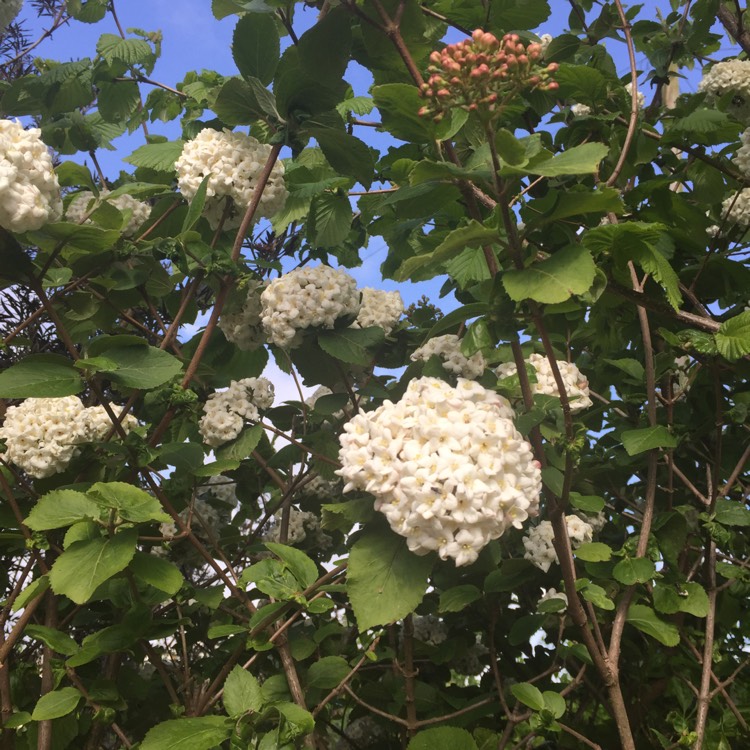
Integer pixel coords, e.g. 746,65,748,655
411,334,486,380
337,377,542,567
264,507,329,547
352,287,404,335
523,515,593,572
0,0,23,32
698,59,750,100
625,81,645,109
175,128,287,230
65,190,151,237
0,119,62,233
337,717,388,750
0,396,137,479
570,103,592,117
497,353,592,413
450,636,489,677
721,189,750,227
219,279,266,351
198,377,274,447
260,265,360,349
411,614,448,646
732,128,750,177
201,475,238,507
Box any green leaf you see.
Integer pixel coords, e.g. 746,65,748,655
88,482,170,523
439,584,482,613
407,727,478,750
92,343,183,389
297,8,352,81
96,34,153,65
181,175,210,233
371,84,433,143
140,717,233,750
0,354,83,398
307,126,374,189
275,702,314,740
574,543,613,562
395,221,500,282
604,358,645,382
621,426,678,456
213,77,277,125
49,528,138,604
714,499,750,526
484,559,538,592
124,140,185,172
347,531,433,631
130,551,184,596
502,245,596,304
306,655,350,689
216,424,264,462
265,542,318,589
232,13,279,85
31,688,81,721
12,576,50,612
678,582,710,617
30,221,121,251
318,327,385,366
495,128,526,165
612,557,656,585
523,143,609,177
578,580,615,610
626,604,680,646
24,625,79,656
223,666,264,718
309,192,352,247
25,491,102,531
490,0,551,28
543,691,566,719
511,682,546,711
569,494,606,513
715,311,750,361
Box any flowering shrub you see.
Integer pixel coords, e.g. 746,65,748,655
65,189,151,237
411,333,487,379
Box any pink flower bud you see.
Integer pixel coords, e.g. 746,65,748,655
472,29,484,42
437,88,451,98
430,51,441,64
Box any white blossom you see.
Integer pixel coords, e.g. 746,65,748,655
65,189,151,237
175,128,287,230
0,119,62,233
263,507,330,548
411,334,486,380
625,81,645,109
698,58,750,100
337,377,542,567
219,279,266,351
721,189,750,227
570,103,592,117
0,397,137,478
260,265,360,349
352,288,404,335
523,516,593,572
199,377,274,447
539,33,553,55
410,614,448,646
497,353,592,412
0,0,23,32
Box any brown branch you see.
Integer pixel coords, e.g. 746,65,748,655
717,5,750,55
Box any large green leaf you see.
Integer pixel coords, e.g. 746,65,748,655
309,191,352,247
31,688,81,721
0,354,83,398
306,656,350,689
502,245,596,304
96,34,153,66
130,551,184,596
490,0,551,28
88,482,170,523
521,143,609,177
213,77,279,125
297,7,352,81
621,426,678,456
124,140,185,171
140,717,233,750
216,424,264,462
715,311,750,361
626,604,680,646
24,625,79,657
318,327,385,366
408,727,478,750
613,557,656,585
347,530,433,631
49,528,138,604
306,126,374,189
265,542,318,589
510,682,546,711
232,13,279,85
87,343,182,389
25,490,102,531
371,84,433,143
223,666,264,718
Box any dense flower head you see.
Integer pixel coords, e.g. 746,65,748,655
625,81,646,109
199,377,274,447
410,614,448,646
260,265,360,349
698,59,750,100
65,189,151,237
337,377,542,567
523,515,593,572
721,188,750,226
175,128,287,230
0,396,137,478
263,506,331,548
352,288,404,335
0,119,62,233
418,30,559,122
0,0,23,32
497,353,592,412
570,103,592,117
411,333,486,379
732,128,750,176
219,279,267,351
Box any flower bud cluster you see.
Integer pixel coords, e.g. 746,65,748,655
411,614,448,646
337,377,542,567
497,353,592,412
352,288,404,335
263,507,330,548
698,59,750,100
522,515,593,572
219,279,267,351
199,377,274,447
0,396,137,478
0,0,22,32
175,128,287,231
0,119,62,233
721,189,750,227
260,265,360,349
65,190,151,237
418,30,559,122
411,334,486,379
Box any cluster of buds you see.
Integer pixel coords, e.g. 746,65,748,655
418,30,559,122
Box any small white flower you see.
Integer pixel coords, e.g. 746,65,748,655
352,288,404,334
570,103,592,117
411,334,486,379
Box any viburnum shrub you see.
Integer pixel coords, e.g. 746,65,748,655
0,2,749,750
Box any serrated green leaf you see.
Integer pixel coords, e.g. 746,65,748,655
574,543,612,562
306,656,350,689
626,604,680,646
124,140,185,172
523,142,609,177
216,424,264,462
223,666,264,718
0,354,83,398
88,482,169,523
439,584,482,613
130,551,184,596
92,343,183,389
306,126,374,189
407,726,478,750
31,688,81,721
309,191,352,247
24,625,79,656
318,326,385,366
232,13,279,85
511,682,545,711
140,717,233,750
621,426,678,456
25,490,102,531
503,245,596,304
265,542,318,589
715,311,750,361
96,34,153,65
714,499,750,526
348,531,432,631
612,557,656,585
